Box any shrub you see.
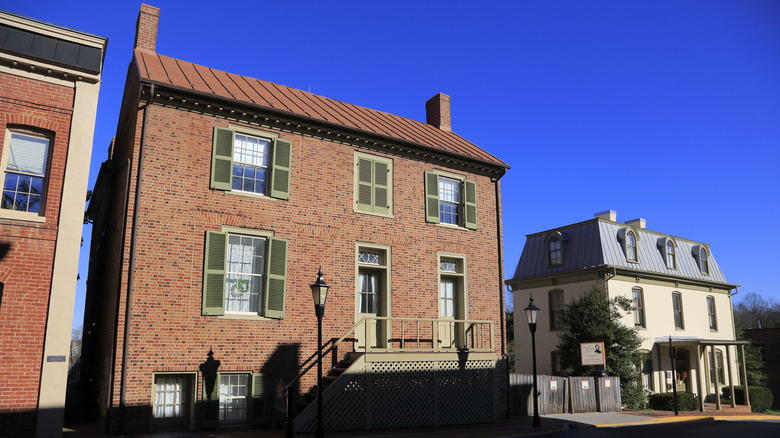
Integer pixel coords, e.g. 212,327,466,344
648,392,699,411
722,386,774,413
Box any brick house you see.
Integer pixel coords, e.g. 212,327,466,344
507,211,749,410
81,4,509,434
0,10,106,438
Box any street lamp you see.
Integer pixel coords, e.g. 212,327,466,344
310,267,330,438
524,295,541,428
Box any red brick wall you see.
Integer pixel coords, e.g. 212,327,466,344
106,100,505,432
0,70,75,435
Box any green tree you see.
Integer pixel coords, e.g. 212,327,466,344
734,319,766,387
556,286,645,409
506,310,515,372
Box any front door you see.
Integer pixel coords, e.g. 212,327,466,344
676,349,691,392
357,269,381,350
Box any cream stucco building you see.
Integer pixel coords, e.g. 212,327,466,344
506,211,747,409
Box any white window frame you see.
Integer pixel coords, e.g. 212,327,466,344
437,175,461,226
0,129,52,222
665,239,676,269
220,226,273,318
152,373,196,423
626,231,637,262
231,132,271,195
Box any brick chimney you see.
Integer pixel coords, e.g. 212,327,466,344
134,4,160,52
426,93,451,131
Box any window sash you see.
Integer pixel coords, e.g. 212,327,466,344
232,134,269,194
707,297,717,330
438,177,460,225
2,133,49,213
672,293,683,329
439,278,455,317
219,374,249,422
358,271,379,314
549,290,564,330
626,232,637,261
154,376,188,419
666,241,675,268
548,238,562,266
225,234,266,314
633,289,645,327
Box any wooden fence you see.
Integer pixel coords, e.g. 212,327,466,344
509,374,621,415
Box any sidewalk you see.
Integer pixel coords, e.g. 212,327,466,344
63,408,778,438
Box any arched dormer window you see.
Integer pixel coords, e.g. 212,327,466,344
657,237,677,269
692,245,710,275
545,231,567,267
618,227,639,263
626,231,637,262
700,247,709,275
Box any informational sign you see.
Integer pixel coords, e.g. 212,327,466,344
580,342,606,366
604,378,611,388
581,380,590,390
550,380,558,391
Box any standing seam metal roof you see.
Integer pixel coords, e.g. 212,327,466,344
134,49,508,169
510,219,729,285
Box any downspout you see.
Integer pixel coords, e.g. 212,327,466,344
493,176,510,418
120,83,154,429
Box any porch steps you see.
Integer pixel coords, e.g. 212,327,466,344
293,352,363,415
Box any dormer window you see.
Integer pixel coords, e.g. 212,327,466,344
666,240,675,269
626,231,637,262
700,247,709,275
548,237,562,266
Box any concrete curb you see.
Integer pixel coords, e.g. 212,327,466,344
592,414,779,428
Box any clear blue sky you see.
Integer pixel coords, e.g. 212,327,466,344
3,0,778,324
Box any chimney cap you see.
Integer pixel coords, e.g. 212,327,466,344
626,218,647,229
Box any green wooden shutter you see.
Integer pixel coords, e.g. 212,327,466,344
264,237,288,319
211,127,234,190
270,138,292,199
464,180,477,230
202,231,226,316
250,373,265,425
202,374,220,427
424,172,440,223
356,158,373,211
374,161,389,214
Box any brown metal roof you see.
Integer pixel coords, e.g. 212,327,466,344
135,49,508,169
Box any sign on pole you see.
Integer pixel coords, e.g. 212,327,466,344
580,342,605,366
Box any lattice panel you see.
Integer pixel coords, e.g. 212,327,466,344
437,360,494,425
299,373,367,432
368,361,435,429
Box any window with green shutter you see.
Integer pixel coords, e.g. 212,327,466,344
210,126,291,200
202,229,288,319
423,171,477,230
354,152,392,216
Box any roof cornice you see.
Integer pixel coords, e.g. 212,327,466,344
139,80,508,177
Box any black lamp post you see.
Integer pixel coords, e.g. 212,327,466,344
524,295,541,428
310,268,330,438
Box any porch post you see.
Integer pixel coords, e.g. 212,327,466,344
711,345,721,410
740,344,750,407
726,345,735,408
697,345,705,412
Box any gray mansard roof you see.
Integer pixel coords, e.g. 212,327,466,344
508,216,733,287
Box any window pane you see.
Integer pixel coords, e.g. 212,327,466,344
225,234,266,314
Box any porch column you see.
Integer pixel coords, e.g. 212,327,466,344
740,345,750,407
726,345,735,408
697,345,705,412
711,345,721,410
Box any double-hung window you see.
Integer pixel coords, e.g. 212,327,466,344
666,240,676,269
707,296,718,331
700,248,709,275
424,171,477,229
1,131,51,217
210,127,292,199
632,288,646,328
672,292,684,329
355,153,392,216
548,289,564,330
202,372,264,427
626,231,637,262
202,229,288,319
